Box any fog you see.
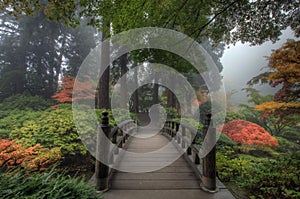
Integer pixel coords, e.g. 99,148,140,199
221,28,296,105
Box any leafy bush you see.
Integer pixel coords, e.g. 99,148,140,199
238,152,300,198
217,133,235,149
173,117,203,131
219,120,278,147
0,169,102,199
225,112,246,123
0,94,53,112
275,136,300,153
216,149,254,181
8,105,137,156
10,107,86,156
165,107,179,119
0,110,45,139
0,139,61,171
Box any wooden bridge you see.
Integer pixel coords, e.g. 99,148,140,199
92,112,235,199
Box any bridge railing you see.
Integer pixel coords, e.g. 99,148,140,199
95,111,136,192
162,113,217,193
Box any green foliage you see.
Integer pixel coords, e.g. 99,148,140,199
3,104,137,156
217,133,235,149
216,149,254,181
0,94,53,110
10,107,87,156
237,152,300,198
0,169,102,199
225,112,246,123
282,125,300,144
164,107,179,119
275,136,300,153
199,101,223,125
240,88,289,136
0,110,44,138
173,117,203,131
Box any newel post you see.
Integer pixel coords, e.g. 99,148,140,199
201,113,217,193
95,111,111,192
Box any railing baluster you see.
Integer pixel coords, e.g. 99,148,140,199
175,122,180,142
119,129,123,148
181,126,186,148
171,121,175,137
192,131,200,164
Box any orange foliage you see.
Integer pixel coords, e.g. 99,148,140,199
0,139,61,171
51,76,95,103
254,40,300,121
218,120,278,147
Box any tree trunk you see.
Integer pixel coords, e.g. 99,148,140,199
167,89,176,108
153,72,159,104
16,16,30,94
120,53,128,109
133,64,139,114
98,30,110,109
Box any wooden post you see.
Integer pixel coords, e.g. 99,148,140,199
187,129,192,155
181,126,186,148
112,132,118,155
175,123,180,143
171,122,175,137
201,113,217,193
192,131,199,164
95,111,111,192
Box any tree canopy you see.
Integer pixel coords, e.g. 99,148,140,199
1,0,299,45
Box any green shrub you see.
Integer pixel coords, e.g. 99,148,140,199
217,133,235,149
225,112,246,123
237,152,300,198
0,94,53,111
0,110,44,138
8,106,137,156
275,136,300,153
282,126,300,144
216,150,254,181
173,117,203,131
0,169,102,199
10,107,86,156
165,107,179,119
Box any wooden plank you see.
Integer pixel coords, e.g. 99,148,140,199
112,172,198,180
103,189,236,199
116,160,189,167
114,166,194,173
111,179,201,190
119,157,186,162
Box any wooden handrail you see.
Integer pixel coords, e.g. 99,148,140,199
95,112,136,192
162,114,218,193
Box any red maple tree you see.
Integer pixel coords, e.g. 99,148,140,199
218,120,278,147
52,76,95,103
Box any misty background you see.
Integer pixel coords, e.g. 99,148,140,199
221,28,296,105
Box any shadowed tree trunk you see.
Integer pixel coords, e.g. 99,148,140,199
153,72,159,105
120,53,128,109
98,29,110,109
133,64,139,114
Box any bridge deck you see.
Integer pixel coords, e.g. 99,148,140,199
104,130,235,199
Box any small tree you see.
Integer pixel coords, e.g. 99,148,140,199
51,76,95,104
248,40,300,122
